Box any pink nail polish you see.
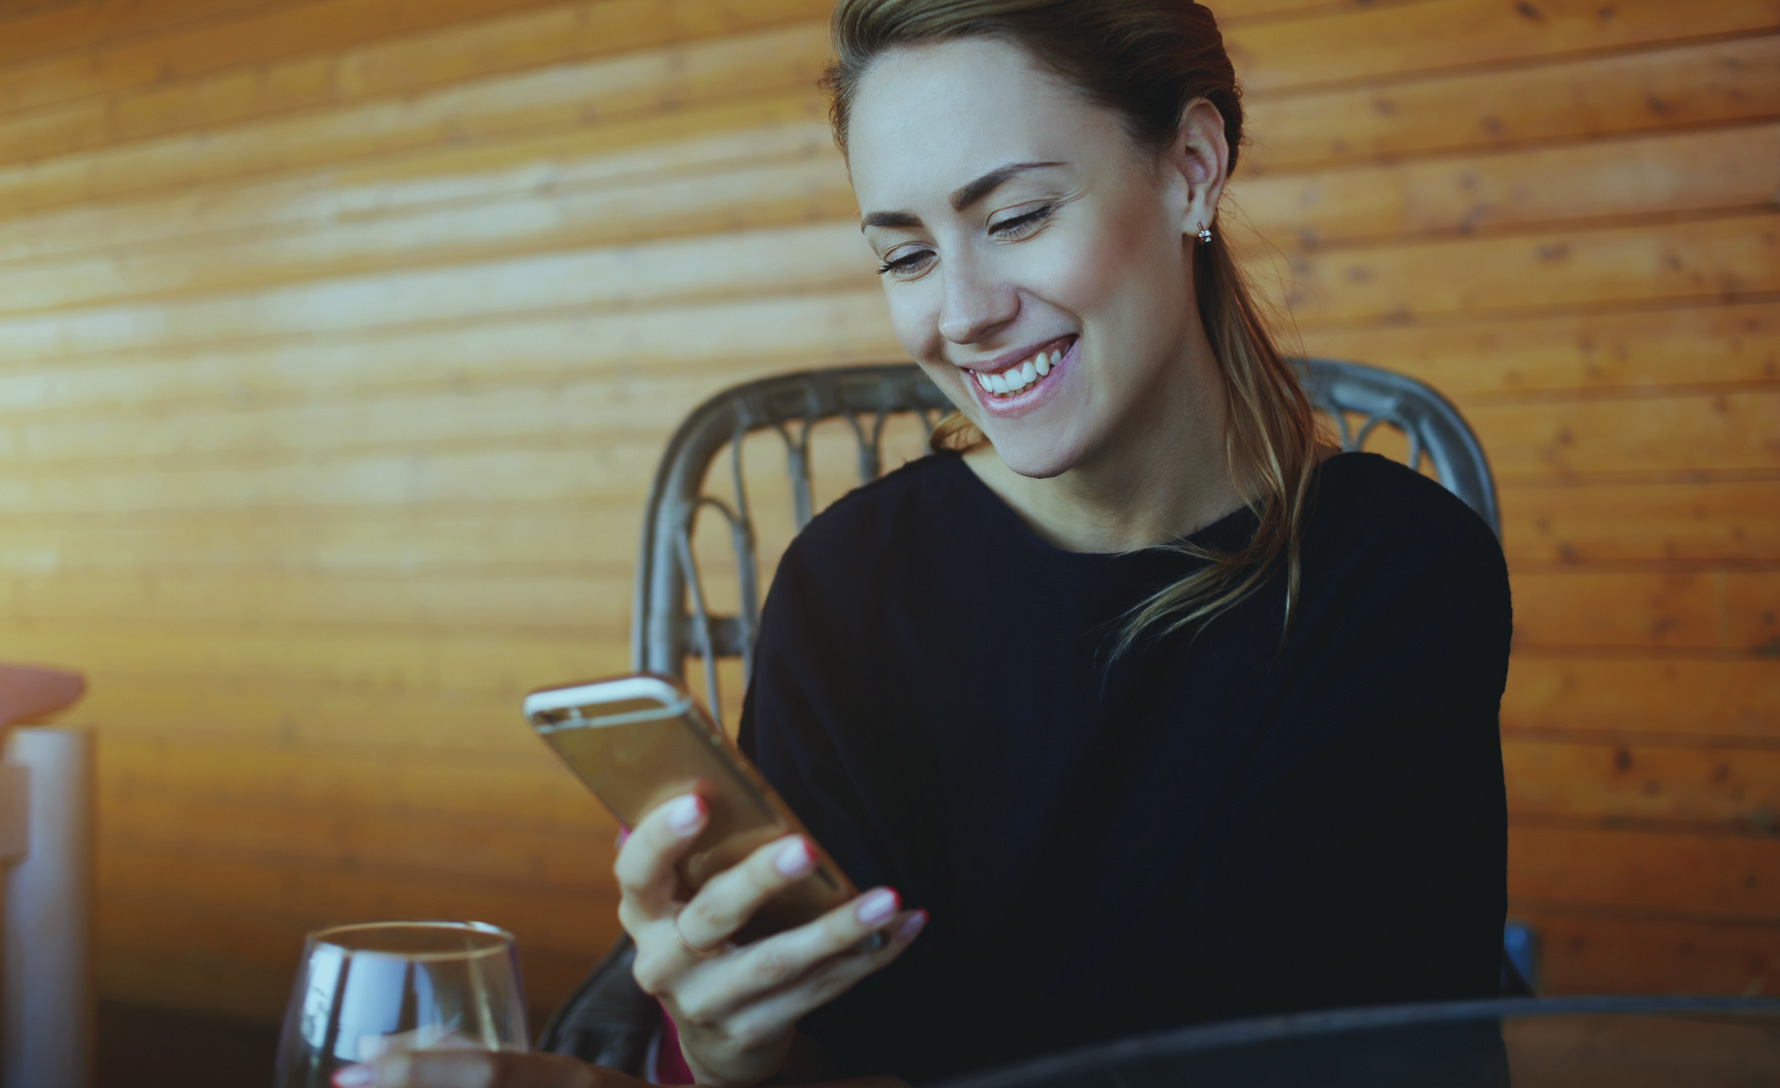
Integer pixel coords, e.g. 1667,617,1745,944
856,888,899,926
666,795,704,835
333,1065,374,1088
774,838,814,876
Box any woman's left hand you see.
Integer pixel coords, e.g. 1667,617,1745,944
331,1050,644,1088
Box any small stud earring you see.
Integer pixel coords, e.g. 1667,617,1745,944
1197,223,1213,244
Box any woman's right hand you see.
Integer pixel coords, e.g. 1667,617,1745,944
615,794,927,1087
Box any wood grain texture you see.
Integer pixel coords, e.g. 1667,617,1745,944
1300,299,1780,398
0,0,830,168
1506,909,1780,995
1508,825,1780,920
1228,0,1780,95
0,19,833,215
1489,655,1780,743
1504,737,1780,831
0,0,1772,1024
1243,34,1780,174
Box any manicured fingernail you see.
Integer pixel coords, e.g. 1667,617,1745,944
333,1065,374,1088
666,795,704,835
774,838,814,876
614,827,631,848
895,910,928,941
856,888,899,926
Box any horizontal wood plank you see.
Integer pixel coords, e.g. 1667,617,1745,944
1468,389,1780,476
1243,35,1780,174
1284,213,1780,327
101,735,603,827
1504,737,1780,831
0,20,832,215
108,789,612,893
0,0,831,172
0,221,873,365
1301,298,1780,398
0,289,896,417
1509,569,1780,651
0,623,630,695
0,91,832,268
0,0,587,119
1503,908,1780,995
1508,824,1780,920
1229,0,1780,96
1235,121,1780,251
0,154,858,317
1500,478,1780,563
4,569,635,633
0,0,307,70
1503,657,1780,743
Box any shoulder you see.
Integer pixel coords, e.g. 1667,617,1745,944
1305,452,1508,616
768,453,968,601
785,453,965,557
1312,451,1499,560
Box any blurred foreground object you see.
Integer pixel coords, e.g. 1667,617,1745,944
274,921,529,1088
0,664,92,1088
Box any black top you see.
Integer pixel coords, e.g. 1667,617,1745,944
736,451,1511,1082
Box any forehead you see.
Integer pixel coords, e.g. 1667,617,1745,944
847,38,1114,210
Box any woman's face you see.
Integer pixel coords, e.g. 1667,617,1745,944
848,38,1214,479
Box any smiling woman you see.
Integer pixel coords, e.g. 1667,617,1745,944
347,2,1512,1086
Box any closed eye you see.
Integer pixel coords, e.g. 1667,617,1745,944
878,249,934,276
990,205,1053,238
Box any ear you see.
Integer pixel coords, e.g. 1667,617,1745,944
1162,97,1230,238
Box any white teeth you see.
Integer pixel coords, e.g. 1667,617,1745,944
976,344,1068,396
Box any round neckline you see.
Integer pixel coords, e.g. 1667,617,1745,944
938,451,1334,561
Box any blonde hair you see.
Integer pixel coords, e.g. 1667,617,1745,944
826,0,1326,652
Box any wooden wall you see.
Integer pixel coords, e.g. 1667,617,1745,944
0,0,1773,1024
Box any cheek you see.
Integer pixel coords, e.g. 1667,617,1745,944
886,287,942,361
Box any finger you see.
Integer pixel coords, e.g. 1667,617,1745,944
674,834,821,951
723,909,927,1040
338,1049,645,1088
679,890,923,1024
611,793,706,915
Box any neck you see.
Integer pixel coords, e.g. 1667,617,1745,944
965,325,1247,554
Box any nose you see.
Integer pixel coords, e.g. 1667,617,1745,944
936,253,1018,345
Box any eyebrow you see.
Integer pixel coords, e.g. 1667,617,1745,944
860,160,1066,232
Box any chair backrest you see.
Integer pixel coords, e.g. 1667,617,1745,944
633,360,1498,721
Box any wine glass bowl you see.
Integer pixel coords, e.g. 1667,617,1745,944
275,921,529,1088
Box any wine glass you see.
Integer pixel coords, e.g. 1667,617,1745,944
275,921,530,1088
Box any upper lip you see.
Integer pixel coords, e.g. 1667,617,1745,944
956,334,1075,375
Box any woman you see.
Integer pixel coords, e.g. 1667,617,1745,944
340,1,1510,1085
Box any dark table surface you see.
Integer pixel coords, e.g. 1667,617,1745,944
937,997,1780,1088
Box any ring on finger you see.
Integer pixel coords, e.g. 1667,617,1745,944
673,909,724,960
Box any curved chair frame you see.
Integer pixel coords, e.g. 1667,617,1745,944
632,359,1498,724
540,359,1521,1066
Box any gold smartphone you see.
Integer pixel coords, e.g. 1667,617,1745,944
524,672,859,942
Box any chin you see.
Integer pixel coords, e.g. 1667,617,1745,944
981,429,1087,480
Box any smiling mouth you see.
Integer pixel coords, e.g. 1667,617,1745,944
969,338,1072,398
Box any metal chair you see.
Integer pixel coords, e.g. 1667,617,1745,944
539,359,1525,1068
